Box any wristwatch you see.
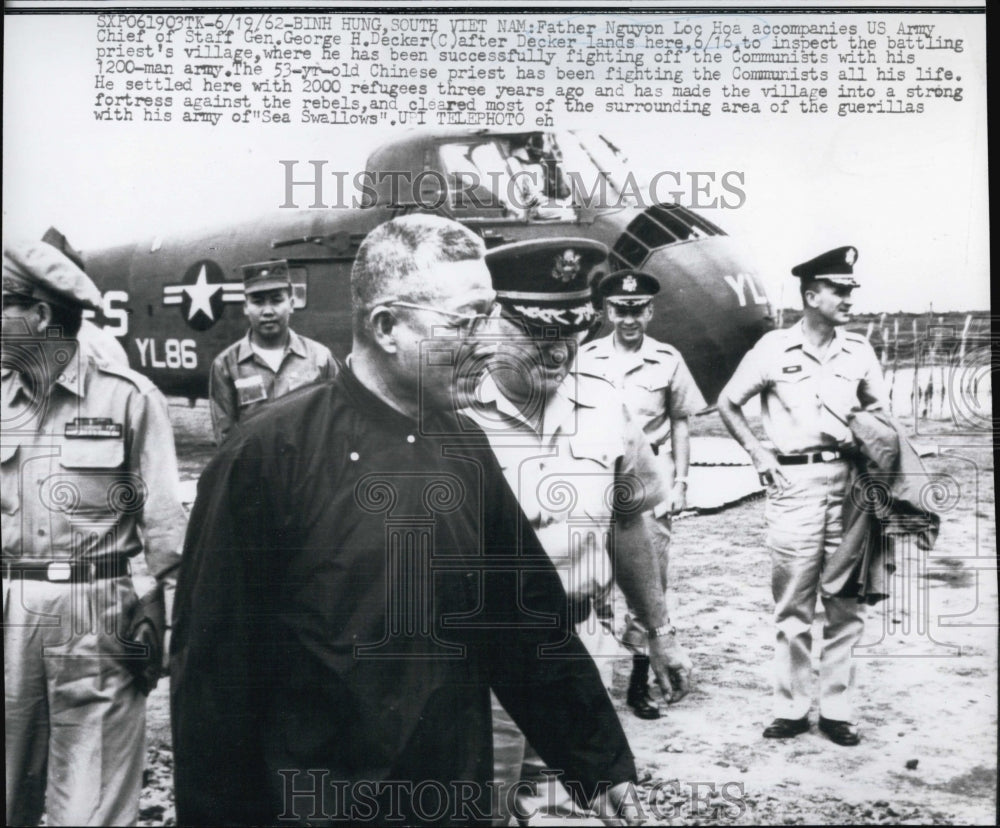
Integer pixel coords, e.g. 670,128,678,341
647,623,677,639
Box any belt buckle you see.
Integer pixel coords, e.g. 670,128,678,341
820,450,838,462
47,562,72,582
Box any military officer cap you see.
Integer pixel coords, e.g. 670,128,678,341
484,238,607,333
790,246,860,288
2,239,101,311
242,261,292,295
597,269,660,308
41,227,87,272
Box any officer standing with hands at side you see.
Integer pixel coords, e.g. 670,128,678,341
580,270,705,720
717,246,887,746
2,240,186,825
209,262,339,444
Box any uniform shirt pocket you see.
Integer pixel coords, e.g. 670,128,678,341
632,377,670,419
824,366,865,414
283,367,321,394
772,365,812,409
566,437,620,517
51,438,132,517
235,374,268,407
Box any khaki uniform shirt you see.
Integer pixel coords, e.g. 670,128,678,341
722,321,888,455
579,334,706,449
467,368,665,601
1,345,185,580
209,329,338,444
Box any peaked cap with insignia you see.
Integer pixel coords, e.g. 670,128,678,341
3,239,101,311
484,238,607,333
596,269,660,308
243,261,292,295
791,246,860,288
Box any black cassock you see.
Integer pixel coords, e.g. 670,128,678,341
170,367,635,826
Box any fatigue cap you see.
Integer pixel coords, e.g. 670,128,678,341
791,246,860,288
243,261,292,295
485,238,607,334
597,269,660,309
41,227,86,271
3,239,101,311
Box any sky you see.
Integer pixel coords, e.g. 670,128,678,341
2,8,989,313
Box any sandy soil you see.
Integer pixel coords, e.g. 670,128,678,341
133,402,996,826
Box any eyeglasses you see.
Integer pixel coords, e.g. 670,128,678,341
386,301,501,338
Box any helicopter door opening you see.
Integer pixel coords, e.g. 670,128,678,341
438,138,575,224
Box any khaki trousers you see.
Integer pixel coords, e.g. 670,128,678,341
4,575,145,826
765,460,865,722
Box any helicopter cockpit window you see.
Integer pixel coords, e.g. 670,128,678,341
508,133,572,202
439,142,506,213
439,136,574,220
287,267,307,309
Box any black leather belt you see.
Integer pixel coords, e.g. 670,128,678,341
776,450,843,465
2,558,130,582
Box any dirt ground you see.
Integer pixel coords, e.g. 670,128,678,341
134,402,997,826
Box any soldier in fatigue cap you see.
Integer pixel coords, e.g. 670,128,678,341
718,245,887,747
580,269,706,720
40,226,130,368
466,240,692,824
2,240,185,825
208,260,340,445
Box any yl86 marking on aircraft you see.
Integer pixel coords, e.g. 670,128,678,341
77,130,773,403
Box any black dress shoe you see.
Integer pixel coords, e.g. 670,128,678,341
626,655,660,720
762,717,810,739
818,717,860,746
626,686,661,720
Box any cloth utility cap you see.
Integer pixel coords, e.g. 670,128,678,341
3,240,101,311
485,238,607,333
597,270,660,308
41,227,87,272
791,246,860,288
243,261,292,295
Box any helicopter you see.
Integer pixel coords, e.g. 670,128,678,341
72,129,774,404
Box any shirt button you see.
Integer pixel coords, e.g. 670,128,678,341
349,452,360,462
37,529,46,537
406,435,415,444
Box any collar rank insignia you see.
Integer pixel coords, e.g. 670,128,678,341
551,249,581,282
622,275,638,293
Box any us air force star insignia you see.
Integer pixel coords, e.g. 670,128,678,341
163,260,244,331
182,266,220,321
622,275,638,293
551,250,581,283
